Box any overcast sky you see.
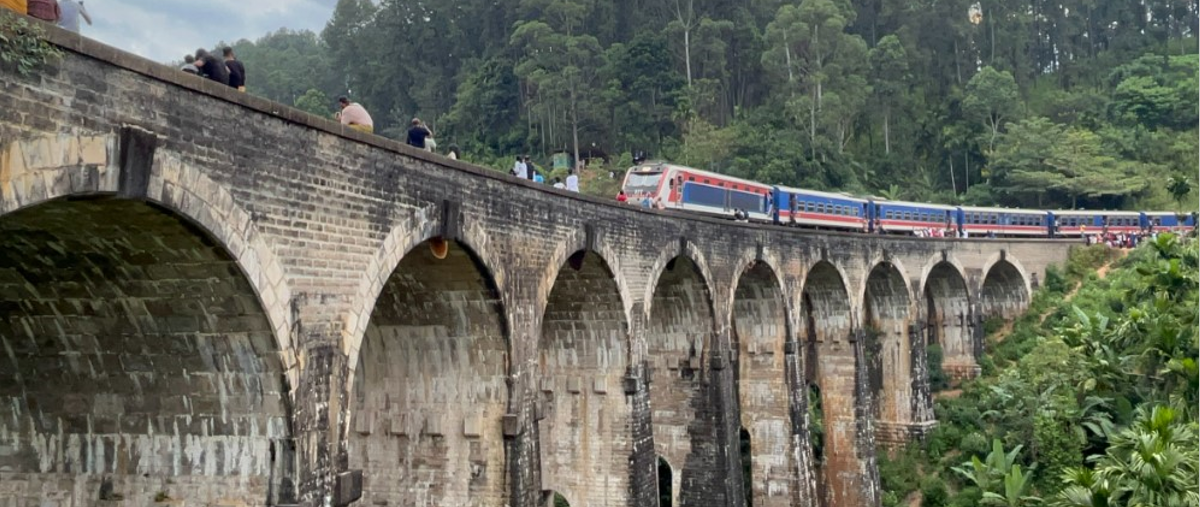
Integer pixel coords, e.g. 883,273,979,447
81,0,339,63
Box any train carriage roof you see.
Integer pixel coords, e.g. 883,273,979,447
876,200,957,211
960,206,1047,215
774,185,869,203
1051,210,1141,217
630,163,773,189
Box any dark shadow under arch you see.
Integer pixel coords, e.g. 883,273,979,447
0,198,293,505
350,238,509,506
980,260,1029,320
923,262,974,382
657,456,674,507
539,250,630,504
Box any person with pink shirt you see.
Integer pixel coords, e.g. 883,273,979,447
337,97,374,133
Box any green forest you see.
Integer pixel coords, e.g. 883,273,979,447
220,0,1197,209
879,235,1199,506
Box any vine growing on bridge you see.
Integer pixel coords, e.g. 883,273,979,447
0,11,63,77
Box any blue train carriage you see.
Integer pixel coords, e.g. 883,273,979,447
773,186,868,231
1142,211,1198,233
621,162,774,220
873,200,957,234
1049,210,1142,237
957,206,1051,237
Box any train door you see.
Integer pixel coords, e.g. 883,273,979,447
667,170,684,204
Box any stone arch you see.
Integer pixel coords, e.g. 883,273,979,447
732,260,792,507
978,256,1031,320
343,206,503,382
0,198,293,505
646,253,716,507
348,238,509,507
798,260,860,507
921,261,975,381
1,144,297,389
536,232,634,328
861,261,914,445
538,250,631,504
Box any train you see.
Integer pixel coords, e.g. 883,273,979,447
620,161,1197,238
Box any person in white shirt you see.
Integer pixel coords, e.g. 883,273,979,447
565,170,580,192
512,156,527,179
552,178,566,190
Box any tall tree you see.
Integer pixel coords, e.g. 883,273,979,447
963,66,1020,152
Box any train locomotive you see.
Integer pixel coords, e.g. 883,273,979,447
620,162,1197,238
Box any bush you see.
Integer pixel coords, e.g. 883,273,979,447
925,423,961,459
947,486,982,507
927,344,950,391
878,447,921,497
919,476,949,507
982,316,1006,336
958,431,991,459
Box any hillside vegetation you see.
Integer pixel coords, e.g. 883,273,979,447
880,235,1199,506
219,0,1197,210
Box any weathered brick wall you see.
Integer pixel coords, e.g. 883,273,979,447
922,263,975,381
348,241,508,507
0,27,1076,507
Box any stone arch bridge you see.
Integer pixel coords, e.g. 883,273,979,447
0,30,1073,507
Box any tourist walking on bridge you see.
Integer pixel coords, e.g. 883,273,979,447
193,49,230,86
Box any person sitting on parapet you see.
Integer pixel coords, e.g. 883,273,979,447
181,55,199,74
26,0,59,22
193,49,230,86
223,47,246,92
552,177,566,190
337,97,374,133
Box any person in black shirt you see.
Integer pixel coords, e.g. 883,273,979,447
223,47,246,92
406,118,432,150
193,49,229,86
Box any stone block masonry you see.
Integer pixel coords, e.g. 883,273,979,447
0,25,1074,507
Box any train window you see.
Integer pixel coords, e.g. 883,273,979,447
688,177,696,181
805,202,813,212
816,203,825,213
990,214,998,224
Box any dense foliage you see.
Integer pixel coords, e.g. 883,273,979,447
880,235,1200,506
214,0,1197,209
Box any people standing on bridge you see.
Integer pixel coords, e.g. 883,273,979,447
56,0,90,32
447,144,461,160
512,156,528,179
406,118,432,149
565,170,580,192
181,55,199,75
223,47,246,92
56,0,89,32
193,49,230,86
616,190,628,203
26,0,59,22
337,97,374,133
533,170,545,184
552,177,566,190
525,156,537,181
